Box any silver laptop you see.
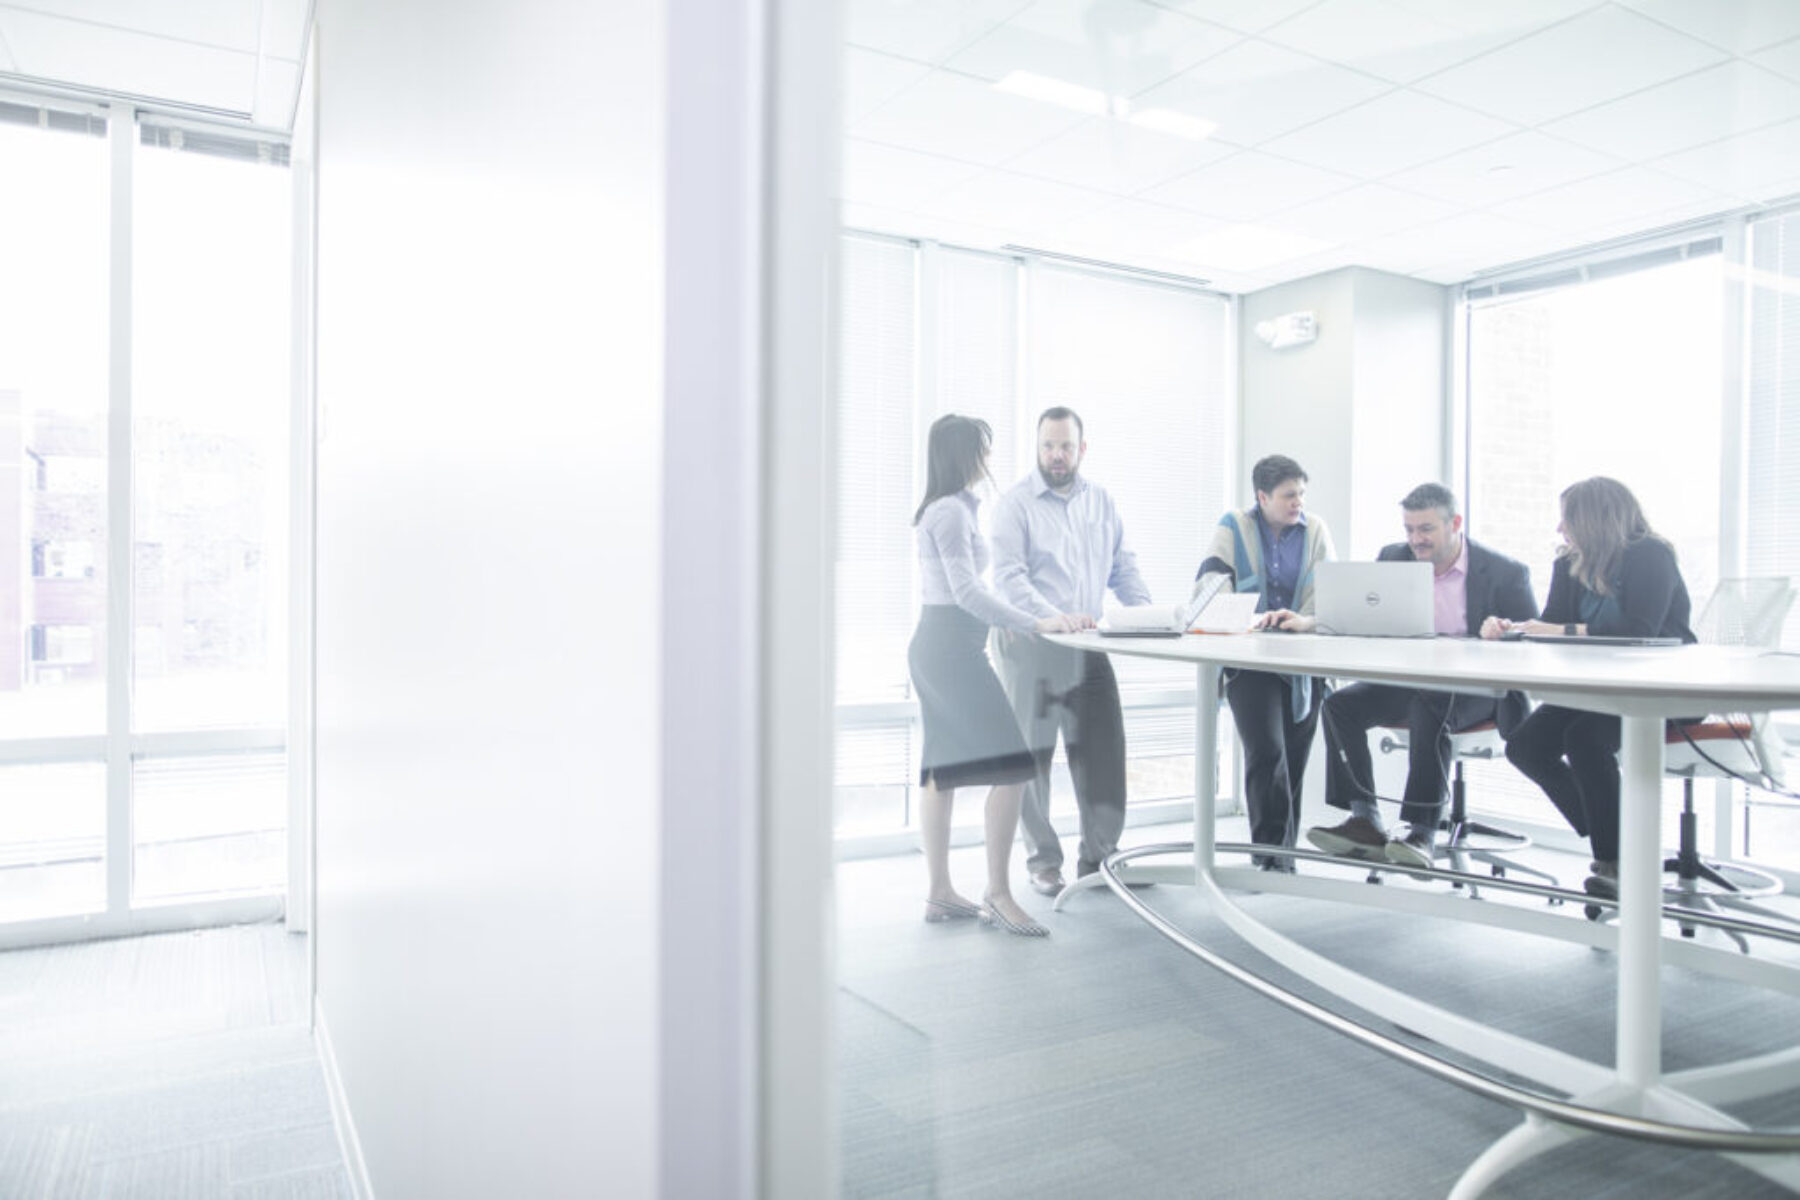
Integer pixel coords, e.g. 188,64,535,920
1315,561,1435,638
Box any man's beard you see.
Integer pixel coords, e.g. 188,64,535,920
1038,461,1078,489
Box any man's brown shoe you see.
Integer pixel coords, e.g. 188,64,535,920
1305,815,1388,862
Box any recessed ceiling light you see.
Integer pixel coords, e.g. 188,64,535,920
1129,108,1219,141
992,70,1111,117
1171,224,1334,272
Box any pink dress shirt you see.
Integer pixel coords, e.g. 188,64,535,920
1433,539,1470,636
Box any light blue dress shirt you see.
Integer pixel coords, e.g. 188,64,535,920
916,491,1040,632
990,473,1151,620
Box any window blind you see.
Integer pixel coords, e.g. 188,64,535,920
835,234,918,704
1025,264,1231,689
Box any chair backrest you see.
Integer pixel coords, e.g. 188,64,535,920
1684,577,1795,786
1692,577,1795,649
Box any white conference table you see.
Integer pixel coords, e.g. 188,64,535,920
1047,629,1800,1196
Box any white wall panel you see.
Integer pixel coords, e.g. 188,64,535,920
312,1,662,1196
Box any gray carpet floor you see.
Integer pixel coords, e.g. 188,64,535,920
0,923,351,1199
838,819,1800,1200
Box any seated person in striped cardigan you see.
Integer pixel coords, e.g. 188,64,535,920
1193,454,1334,872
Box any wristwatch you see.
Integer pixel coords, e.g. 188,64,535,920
1564,622,1578,637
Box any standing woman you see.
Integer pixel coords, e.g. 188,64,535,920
1194,454,1336,871
1486,477,1696,900
909,414,1084,936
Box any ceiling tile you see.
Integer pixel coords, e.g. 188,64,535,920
1004,115,1236,193
1487,165,1730,230
1385,0,1597,39
1543,60,1800,161
1752,36,1800,84
1651,117,1800,202
1259,88,1517,179
1259,0,1515,85
1344,209,1553,274
1273,182,1459,242
946,0,1242,96
1384,130,1621,206
840,200,1010,249
258,0,311,55
843,46,935,124
852,70,1088,165
1142,148,1357,220
1170,220,1338,271
1055,196,1224,250
1413,5,1728,126
1246,243,1363,281
917,168,1115,232
1131,37,1392,147
840,138,988,209
1,0,261,52
1571,194,1745,245
250,56,299,129
845,0,1033,64
1615,0,1800,54
1,9,256,113
1147,0,1322,35
1048,200,1231,277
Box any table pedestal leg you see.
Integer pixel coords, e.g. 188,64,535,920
1195,663,1219,880
1617,714,1665,1089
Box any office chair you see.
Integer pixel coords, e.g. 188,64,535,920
1658,577,1793,945
1373,723,1559,895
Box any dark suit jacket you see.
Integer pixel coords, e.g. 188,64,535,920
1540,539,1695,643
1378,538,1540,734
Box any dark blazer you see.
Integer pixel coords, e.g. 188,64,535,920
1378,538,1540,734
1540,538,1696,643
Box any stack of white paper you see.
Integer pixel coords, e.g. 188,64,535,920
1103,604,1185,632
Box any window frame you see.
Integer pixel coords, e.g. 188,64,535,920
0,99,297,948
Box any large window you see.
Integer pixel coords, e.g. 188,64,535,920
833,232,1232,839
1463,247,1724,838
0,103,292,934
1464,228,1800,873
1745,207,1800,871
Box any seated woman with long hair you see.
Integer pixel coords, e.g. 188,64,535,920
908,414,1087,936
1482,476,1696,901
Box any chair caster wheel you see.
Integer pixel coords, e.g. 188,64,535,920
1584,903,1603,921
1452,880,1464,890
1491,867,1506,878
1365,872,1384,886
1680,925,1696,939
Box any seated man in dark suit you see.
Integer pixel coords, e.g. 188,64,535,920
1305,483,1539,868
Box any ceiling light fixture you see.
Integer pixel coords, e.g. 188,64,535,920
992,70,1111,116
1129,108,1218,141
1172,223,1334,273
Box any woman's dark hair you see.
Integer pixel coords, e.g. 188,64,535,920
913,414,994,525
1251,454,1307,498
